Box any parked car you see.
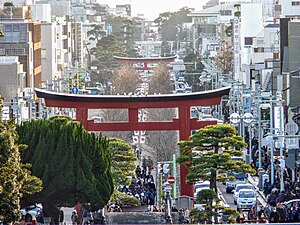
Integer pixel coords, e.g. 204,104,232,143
194,181,210,198
200,114,214,121
21,204,43,216
233,183,255,204
236,189,257,211
175,89,186,94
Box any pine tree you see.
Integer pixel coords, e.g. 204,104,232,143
108,138,137,186
177,124,255,193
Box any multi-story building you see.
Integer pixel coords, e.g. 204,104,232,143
31,3,52,22
36,0,71,17
56,16,72,71
0,17,42,89
71,20,84,67
41,22,58,83
0,56,25,101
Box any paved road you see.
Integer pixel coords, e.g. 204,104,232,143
218,182,236,209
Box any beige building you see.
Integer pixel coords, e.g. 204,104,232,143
0,56,25,101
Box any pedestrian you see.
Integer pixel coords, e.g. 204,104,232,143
184,208,190,223
25,210,32,224
171,204,178,212
146,171,154,183
82,209,88,225
142,157,147,173
36,210,44,224
147,189,155,211
59,208,64,225
71,210,78,225
248,207,257,221
276,202,286,222
268,207,280,223
178,209,184,224
135,165,142,178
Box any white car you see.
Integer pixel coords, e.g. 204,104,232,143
233,184,255,205
236,189,257,211
194,181,210,198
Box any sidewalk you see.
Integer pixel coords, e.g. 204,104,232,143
247,175,267,207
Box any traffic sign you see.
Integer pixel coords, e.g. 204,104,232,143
72,87,78,94
167,176,175,184
243,112,253,124
285,121,298,135
230,113,240,124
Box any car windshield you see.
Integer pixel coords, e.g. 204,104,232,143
228,172,247,180
236,186,253,192
239,191,255,198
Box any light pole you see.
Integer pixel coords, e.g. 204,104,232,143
230,112,254,163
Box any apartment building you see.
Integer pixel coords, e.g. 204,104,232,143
0,18,42,89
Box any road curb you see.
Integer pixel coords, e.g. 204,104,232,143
217,188,228,206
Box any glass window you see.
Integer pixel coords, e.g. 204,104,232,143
13,24,20,32
20,24,27,32
5,24,12,32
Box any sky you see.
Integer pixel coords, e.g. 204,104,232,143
100,0,208,20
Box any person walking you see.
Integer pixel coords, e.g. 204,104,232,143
178,209,184,224
71,210,78,225
268,207,280,223
147,189,155,211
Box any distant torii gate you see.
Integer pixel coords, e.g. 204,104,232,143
113,55,177,71
35,87,230,197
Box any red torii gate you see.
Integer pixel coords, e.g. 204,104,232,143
35,87,230,197
113,55,177,71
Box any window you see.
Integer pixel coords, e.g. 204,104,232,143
5,24,12,32
292,1,300,5
41,49,47,59
220,10,232,16
245,37,253,45
13,24,20,32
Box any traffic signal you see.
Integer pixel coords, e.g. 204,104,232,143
163,163,170,174
158,164,163,174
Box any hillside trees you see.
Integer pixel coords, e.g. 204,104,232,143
111,65,140,94
90,6,139,73
16,116,114,223
214,41,233,75
148,63,173,94
154,7,193,42
177,124,255,193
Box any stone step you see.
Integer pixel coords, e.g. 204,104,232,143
106,212,165,224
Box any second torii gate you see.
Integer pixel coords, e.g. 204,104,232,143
35,87,230,197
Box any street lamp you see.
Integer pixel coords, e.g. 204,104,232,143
230,112,254,163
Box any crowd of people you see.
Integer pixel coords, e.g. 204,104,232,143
258,184,300,223
115,164,157,211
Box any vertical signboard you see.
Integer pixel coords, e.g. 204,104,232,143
274,106,285,148
233,17,240,81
